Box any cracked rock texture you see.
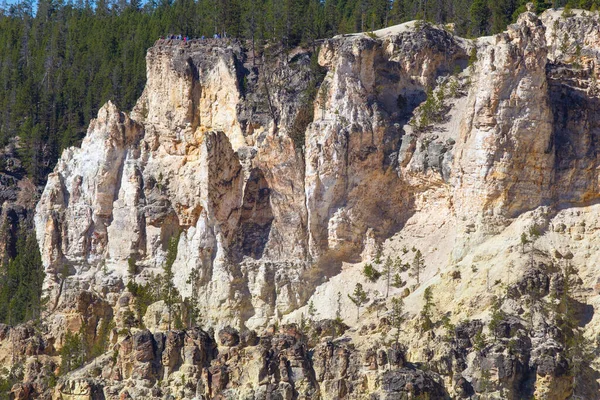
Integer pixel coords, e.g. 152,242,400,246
13,8,600,400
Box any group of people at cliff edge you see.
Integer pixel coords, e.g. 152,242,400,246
161,32,228,41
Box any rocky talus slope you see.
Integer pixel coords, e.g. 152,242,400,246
3,7,600,400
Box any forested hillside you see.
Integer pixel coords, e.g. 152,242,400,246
0,0,576,185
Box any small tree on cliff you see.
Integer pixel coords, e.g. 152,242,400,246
420,286,435,332
392,273,405,288
186,266,202,328
488,296,505,340
362,263,381,283
479,367,492,397
336,291,343,322
162,233,181,330
389,297,406,346
308,300,318,321
392,255,410,288
384,255,393,298
520,232,529,254
410,250,425,285
348,283,369,321
60,332,84,375
123,310,137,334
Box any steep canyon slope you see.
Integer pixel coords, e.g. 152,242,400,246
4,7,600,399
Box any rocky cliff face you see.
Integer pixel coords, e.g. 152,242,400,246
0,138,39,263
7,7,600,400
36,27,470,330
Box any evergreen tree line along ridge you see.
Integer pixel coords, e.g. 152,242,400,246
0,0,583,184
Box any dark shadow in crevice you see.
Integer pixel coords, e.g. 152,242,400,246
233,168,274,262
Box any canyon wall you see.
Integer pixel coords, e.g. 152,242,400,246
11,7,600,399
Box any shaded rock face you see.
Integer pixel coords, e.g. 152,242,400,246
0,138,39,263
381,368,448,399
233,168,274,261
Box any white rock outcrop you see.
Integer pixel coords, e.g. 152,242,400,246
34,12,600,334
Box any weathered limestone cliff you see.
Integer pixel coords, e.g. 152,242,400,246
9,6,600,400
36,27,470,330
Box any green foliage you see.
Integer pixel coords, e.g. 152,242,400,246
127,234,190,331
553,260,595,389
348,283,369,321
290,52,326,151
560,32,570,55
0,229,45,325
308,300,318,320
563,3,574,17
488,297,505,340
392,273,406,288
528,225,541,239
420,286,435,331
520,232,530,253
470,0,490,37
394,256,409,273
390,296,405,345
162,233,181,330
0,364,24,399
440,313,455,341
412,87,446,131
126,277,160,325
566,327,594,391
60,331,84,375
0,376,12,399
449,77,460,97
289,105,313,150
186,265,202,328
127,256,137,276
318,81,330,119
60,316,115,376
468,47,478,67
383,256,393,297
122,309,137,332
300,312,308,335
479,367,492,396
409,249,425,285
0,372,15,399
473,330,487,351
174,310,184,330
362,263,382,283
374,249,383,265
90,317,115,359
